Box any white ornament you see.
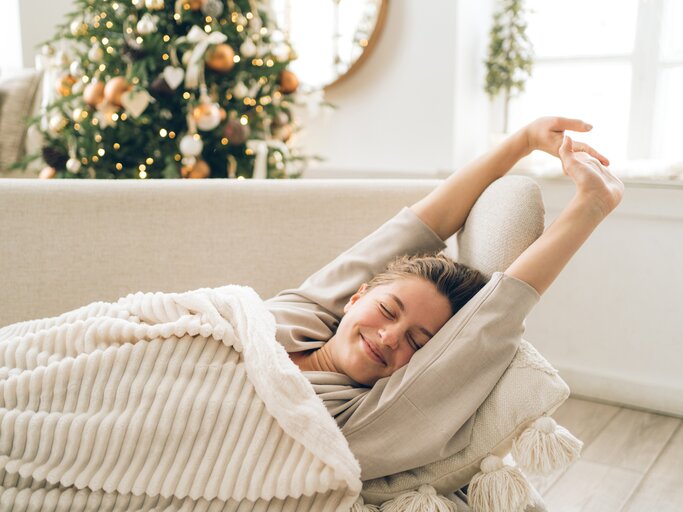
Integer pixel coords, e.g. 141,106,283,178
69,61,83,77
131,0,144,8
239,38,257,58
201,0,223,17
272,43,290,62
232,81,248,99
179,134,203,157
137,13,158,36
70,19,85,36
145,0,164,10
88,45,104,62
71,80,85,95
162,66,184,89
48,113,67,134
249,16,262,32
195,103,221,131
66,158,82,173
120,89,153,118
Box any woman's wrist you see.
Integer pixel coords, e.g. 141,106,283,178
497,128,532,169
567,193,608,224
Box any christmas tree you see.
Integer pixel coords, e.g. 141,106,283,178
27,0,322,179
484,0,534,134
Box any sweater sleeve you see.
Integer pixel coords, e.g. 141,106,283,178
340,271,541,480
264,207,447,352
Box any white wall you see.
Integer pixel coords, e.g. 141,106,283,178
525,178,683,417
0,0,24,73
294,0,494,176
16,0,72,68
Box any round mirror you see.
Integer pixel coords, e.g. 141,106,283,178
270,0,388,91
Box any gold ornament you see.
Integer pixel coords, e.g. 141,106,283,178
39,166,57,179
187,0,203,10
278,69,299,94
181,159,211,178
83,80,105,107
104,76,131,106
56,75,78,97
205,44,235,73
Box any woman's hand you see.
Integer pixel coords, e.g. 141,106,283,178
559,135,624,217
524,116,610,166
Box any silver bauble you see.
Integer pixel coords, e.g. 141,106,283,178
240,38,257,58
179,134,203,157
88,45,104,62
66,158,82,173
201,0,224,17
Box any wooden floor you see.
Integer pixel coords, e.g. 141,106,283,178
522,396,683,511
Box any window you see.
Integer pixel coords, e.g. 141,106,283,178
0,0,23,75
508,0,683,178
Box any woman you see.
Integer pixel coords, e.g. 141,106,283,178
265,116,624,480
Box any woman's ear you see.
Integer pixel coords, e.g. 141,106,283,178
343,283,369,314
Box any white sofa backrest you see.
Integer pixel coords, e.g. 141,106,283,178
0,176,543,328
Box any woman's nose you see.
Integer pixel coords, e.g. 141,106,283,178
379,327,400,349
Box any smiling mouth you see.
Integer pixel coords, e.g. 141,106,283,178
361,334,386,366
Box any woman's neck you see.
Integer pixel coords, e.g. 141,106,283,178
289,345,339,373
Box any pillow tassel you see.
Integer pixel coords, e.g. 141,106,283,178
511,416,584,475
379,484,458,512
467,454,532,512
352,495,380,512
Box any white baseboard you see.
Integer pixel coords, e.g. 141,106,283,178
557,364,683,418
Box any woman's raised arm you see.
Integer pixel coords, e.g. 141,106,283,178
410,117,610,241
504,135,624,296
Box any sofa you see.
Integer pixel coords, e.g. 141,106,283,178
0,176,580,511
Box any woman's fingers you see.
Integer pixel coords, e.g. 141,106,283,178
571,141,610,166
558,136,575,175
552,117,593,133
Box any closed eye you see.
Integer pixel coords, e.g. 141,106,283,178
379,303,420,350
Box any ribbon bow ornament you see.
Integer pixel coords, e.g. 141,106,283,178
246,139,291,179
180,25,228,89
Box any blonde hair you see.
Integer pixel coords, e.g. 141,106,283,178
366,252,490,316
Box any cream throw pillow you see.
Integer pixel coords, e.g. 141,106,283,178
0,69,43,172
361,339,569,506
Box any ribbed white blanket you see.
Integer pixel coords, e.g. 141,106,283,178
0,285,362,511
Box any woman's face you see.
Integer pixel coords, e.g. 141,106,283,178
327,276,452,386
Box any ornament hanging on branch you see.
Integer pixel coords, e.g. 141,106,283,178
104,76,131,106
83,79,105,107
181,158,211,178
223,114,250,145
193,89,222,131
39,166,57,179
206,43,235,73
278,69,299,94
